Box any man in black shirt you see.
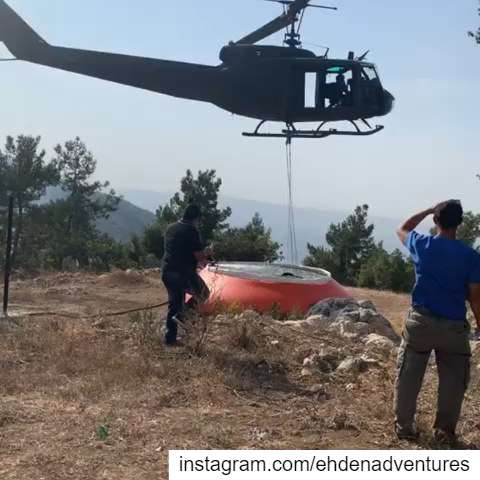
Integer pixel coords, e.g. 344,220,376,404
162,204,210,346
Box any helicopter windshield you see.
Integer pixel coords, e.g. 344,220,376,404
358,65,383,109
299,64,382,113
361,66,380,83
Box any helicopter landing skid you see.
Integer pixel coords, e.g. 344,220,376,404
242,120,384,140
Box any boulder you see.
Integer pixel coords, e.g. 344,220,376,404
305,298,400,343
307,298,358,318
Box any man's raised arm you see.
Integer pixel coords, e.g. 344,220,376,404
396,206,436,245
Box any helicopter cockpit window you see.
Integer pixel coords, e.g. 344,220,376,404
321,66,354,109
360,66,380,83
359,66,382,108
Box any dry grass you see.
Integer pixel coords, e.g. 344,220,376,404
1,273,479,479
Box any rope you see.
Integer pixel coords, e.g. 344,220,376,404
11,300,169,320
0,58,18,62
285,136,299,265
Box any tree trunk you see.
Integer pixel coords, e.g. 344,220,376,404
11,197,23,267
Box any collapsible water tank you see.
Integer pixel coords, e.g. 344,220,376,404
199,262,351,315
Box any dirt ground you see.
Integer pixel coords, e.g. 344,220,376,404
1,271,479,480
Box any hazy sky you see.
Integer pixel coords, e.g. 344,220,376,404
1,0,479,218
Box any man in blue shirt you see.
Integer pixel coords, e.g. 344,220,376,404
395,200,480,444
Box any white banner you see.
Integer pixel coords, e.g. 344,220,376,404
169,450,480,480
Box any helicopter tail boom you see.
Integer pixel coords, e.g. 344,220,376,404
0,0,222,103
0,0,49,58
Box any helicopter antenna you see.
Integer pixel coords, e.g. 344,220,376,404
356,50,370,61
303,42,330,57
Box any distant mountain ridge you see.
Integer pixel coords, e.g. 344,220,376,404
43,187,155,244
120,189,404,258
96,201,155,244
43,187,406,257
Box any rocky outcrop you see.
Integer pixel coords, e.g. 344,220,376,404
306,298,400,344
299,299,400,378
211,299,401,380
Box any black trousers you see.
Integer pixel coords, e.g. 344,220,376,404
161,270,210,344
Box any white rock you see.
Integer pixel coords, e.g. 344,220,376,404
329,319,370,339
360,354,380,367
365,334,396,355
303,349,340,374
281,320,310,329
336,357,368,373
214,314,228,323
308,384,327,394
303,356,315,368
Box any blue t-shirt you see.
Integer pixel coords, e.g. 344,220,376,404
405,231,480,321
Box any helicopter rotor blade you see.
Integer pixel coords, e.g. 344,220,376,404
264,0,337,11
235,0,311,45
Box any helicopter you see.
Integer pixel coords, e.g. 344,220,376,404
0,0,394,140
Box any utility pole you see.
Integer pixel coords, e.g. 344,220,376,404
2,195,14,319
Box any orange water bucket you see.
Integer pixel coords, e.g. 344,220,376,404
198,262,351,315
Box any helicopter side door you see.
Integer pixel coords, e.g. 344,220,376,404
288,64,359,122
321,65,355,110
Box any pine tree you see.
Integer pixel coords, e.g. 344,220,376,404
214,213,281,262
468,1,480,43
320,205,375,284
0,135,59,266
52,137,120,267
155,169,231,243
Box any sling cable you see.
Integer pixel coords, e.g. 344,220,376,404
285,132,299,265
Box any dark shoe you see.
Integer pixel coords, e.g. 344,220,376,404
395,423,419,441
433,429,457,445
